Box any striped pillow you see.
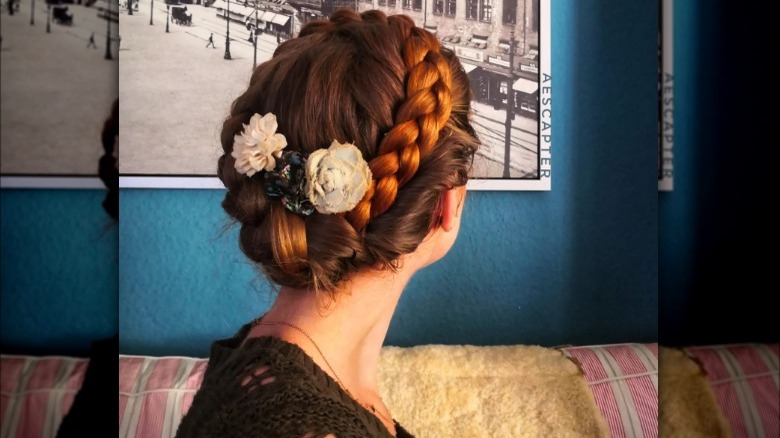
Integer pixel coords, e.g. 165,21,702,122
562,343,659,438
684,344,779,438
118,355,208,438
0,355,88,438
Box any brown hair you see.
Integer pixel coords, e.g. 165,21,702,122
218,9,479,304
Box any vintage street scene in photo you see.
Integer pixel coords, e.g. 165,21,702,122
119,0,546,186
0,0,119,176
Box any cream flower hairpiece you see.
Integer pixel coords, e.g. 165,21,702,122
232,112,288,177
233,113,372,216
306,140,372,214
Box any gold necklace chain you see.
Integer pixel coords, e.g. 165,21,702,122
251,318,395,427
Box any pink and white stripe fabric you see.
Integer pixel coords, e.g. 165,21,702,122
0,355,88,438
118,355,208,438
562,343,659,438
684,344,779,438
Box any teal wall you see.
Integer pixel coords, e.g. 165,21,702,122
119,1,659,357
0,190,118,356
5,0,774,358
0,1,660,358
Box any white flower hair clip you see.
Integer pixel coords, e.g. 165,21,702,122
232,112,288,177
305,140,372,214
233,113,373,216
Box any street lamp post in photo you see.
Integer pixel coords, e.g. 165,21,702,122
166,4,170,32
224,0,232,59
503,30,516,178
30,0,34,25
252,0,258,68
105,0,113,59
150,0,154,24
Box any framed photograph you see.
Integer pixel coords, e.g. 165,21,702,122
659,0,673,191
0,0,119,189
118,0,550,191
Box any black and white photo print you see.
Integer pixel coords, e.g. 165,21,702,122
118,0,550,190
659,0,673,191
0,0,119,188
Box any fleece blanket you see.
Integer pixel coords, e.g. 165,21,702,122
658,347,731,438
377,344,609,438
2,346,610,438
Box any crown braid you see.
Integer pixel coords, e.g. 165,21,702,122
345,15,453,231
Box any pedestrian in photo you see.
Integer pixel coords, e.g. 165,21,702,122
276,32,280,44
206,32,216,48
247,32,253,43
87,32,98,49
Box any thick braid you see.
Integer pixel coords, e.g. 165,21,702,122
347,19,453,231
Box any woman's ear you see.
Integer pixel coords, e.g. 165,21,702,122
440,187,464,232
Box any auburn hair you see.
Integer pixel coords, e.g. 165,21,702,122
218,9,479,303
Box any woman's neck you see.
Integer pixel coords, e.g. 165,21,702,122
249,264,415,401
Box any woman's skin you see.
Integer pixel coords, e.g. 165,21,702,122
245,186,466,436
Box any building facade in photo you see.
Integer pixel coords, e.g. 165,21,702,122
357,0,539,119
212,0,297,36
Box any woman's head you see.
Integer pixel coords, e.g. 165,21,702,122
218,9,479,301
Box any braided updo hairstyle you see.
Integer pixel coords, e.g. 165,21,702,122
218,9,479,303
